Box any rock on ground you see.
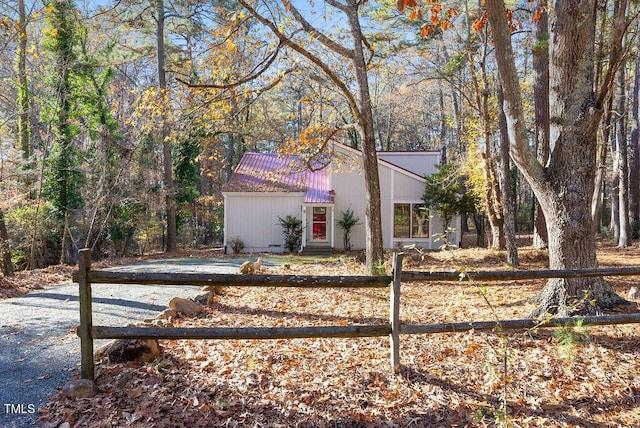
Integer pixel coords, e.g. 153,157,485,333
98,339,161,364
169,296,203,317
60,379,96,399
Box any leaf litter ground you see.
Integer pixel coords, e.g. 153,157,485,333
34,244,640,427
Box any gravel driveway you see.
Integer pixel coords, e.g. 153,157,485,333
0,257,270,428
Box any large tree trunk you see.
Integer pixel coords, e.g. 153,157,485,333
532,0,549,249
157,0,177,252
486,0,625,316
346,6,384,275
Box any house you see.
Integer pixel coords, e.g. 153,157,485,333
222,143,461,253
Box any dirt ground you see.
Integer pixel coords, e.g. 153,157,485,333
11,242,640,427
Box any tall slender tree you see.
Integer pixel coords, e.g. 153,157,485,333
17,0,31,178
631,20,640,233
238,0,384,274
616,58,630,247
532,0,549,249
41,0,84,264
497,81,518,265
157,0,177,252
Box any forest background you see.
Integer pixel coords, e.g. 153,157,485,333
0,0,639,281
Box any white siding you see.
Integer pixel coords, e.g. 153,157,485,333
224,193,304,253
379,164,393,249
332,167,366,250
377,152,440,177
393,171,425,200
331,157,437,250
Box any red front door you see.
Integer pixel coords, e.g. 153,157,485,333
311,207,328,241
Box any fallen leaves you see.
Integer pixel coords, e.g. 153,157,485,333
30,245,640,426
0,264,75,299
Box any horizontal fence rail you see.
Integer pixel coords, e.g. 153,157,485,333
401,314,640,335
93,325,392,340
400,266,640,282
74,249,394,380
75,249,640,381
73,262,640,288
72,271,392,288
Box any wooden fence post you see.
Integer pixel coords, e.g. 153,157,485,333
78,249,94,381
390,251,403,372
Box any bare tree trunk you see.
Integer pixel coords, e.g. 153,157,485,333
616,60,630,247
449,83,462,156
593,97,613,235
438,85,447,163
591,2,611,236
157,0,177,252
497,81,519,265
345,5,384,274
60,213,68,265
632,22,640,237
28,150,48,269
0,208,14,277
532,0,549,249
225,134,235,182
438,39,461,159
610,121,620,242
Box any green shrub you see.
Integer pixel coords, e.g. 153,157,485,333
337,208,360,251
278,215,302,252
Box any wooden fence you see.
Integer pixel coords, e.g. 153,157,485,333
75,249,640,381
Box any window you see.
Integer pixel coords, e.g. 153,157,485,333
412,204,429,237
394,204,411,238
394,203,429,239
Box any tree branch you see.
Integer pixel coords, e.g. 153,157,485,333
361,32,375,67
485,0,546,193
303,124,359,171
282,0,355,59
238,0,361,119
324,0,348,12
176,41,285,90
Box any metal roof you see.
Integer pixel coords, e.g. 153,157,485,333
223,153,334,204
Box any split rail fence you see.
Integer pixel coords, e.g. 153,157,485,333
75,248,640,381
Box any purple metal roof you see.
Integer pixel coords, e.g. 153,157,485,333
223,153,334,204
